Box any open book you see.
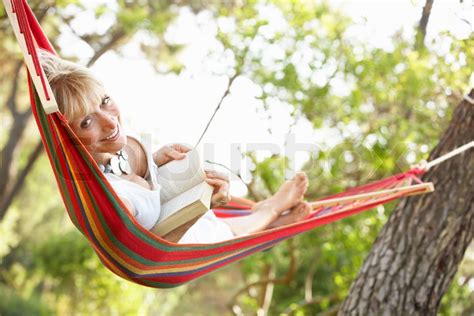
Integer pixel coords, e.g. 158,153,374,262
150,149,214,236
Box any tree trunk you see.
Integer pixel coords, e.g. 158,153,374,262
416,0,434,49
339,90,474,315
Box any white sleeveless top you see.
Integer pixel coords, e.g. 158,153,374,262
105,134,235,243
105,135,161,230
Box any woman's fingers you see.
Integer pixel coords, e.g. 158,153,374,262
205,177,230,194
165,148,186,160
205,170,229,182
155,144,191,166
205,177,230,207
171,143,192,154
205,171,231,206
205,177,226,191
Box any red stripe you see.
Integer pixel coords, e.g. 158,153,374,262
22,0,53,99
16,0,433,287
14,0,51,100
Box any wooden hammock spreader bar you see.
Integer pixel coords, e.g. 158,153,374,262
4,0,59,113
310,182,434,210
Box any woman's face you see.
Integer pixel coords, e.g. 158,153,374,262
69,95,127,159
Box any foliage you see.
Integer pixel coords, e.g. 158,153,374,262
0,0,472,315
31,231,151,315
0,0,215,314
0,284,51,316
210,1,472,314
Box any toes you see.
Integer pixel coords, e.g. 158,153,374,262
294,202,307,212
302,202,311,214
296,172,307,182
293,202,303,212
295,173,308,187
292,202,310,220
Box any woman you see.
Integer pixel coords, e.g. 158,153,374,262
39,50,311,244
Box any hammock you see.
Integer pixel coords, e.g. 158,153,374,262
5,0,436,288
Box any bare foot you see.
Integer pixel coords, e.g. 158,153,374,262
253,172,308,216
220,173,309,237
267,202,311,229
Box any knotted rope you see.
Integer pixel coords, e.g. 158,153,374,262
415,141,474,171
464,94,474,105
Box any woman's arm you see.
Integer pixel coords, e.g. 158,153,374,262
205,170,231,208
153,144,191,166
153,144,230,207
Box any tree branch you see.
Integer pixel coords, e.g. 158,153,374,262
34,2,52,23
304,249,320,302
229,240,298,309
416,0,434,49
0,141,44,221
257,263,275,314
61,15,127,67
5,61,24,115
0,110,31,199
194,72,240,148
86,29,127,67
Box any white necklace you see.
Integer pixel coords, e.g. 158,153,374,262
99,150,131,176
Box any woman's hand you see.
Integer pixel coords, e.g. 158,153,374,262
205,170,231,208
153,144,191,167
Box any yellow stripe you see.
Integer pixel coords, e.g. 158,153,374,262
54,125,263,275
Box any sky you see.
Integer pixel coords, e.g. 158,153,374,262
58,0,473,196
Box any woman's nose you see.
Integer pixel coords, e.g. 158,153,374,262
99,113,116,129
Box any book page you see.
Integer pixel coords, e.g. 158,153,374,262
157,149,206,203
160,182,211,220
151,182,213,235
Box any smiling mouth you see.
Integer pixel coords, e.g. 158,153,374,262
102,126,120,141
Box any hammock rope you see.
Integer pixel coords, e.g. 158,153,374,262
414,141,474,171
464,94,474,105
4,0,471,288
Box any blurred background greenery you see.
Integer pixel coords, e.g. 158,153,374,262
0,0,472,315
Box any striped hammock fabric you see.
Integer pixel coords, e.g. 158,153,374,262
5,0,434,288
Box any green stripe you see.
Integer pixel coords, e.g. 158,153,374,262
33,87,259,269
33,89,80,227
83,181,255,268
75,139,255,252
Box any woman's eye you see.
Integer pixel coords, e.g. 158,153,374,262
102,96,111,106
80,117,92,128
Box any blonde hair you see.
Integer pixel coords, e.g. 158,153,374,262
39,49,105,121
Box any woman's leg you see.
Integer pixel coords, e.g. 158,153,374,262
164,201,311,243
163,173,308,242
220,173,308,236
267,201,311,229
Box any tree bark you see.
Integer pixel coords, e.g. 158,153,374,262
339,90,474,315
416,0,434,49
